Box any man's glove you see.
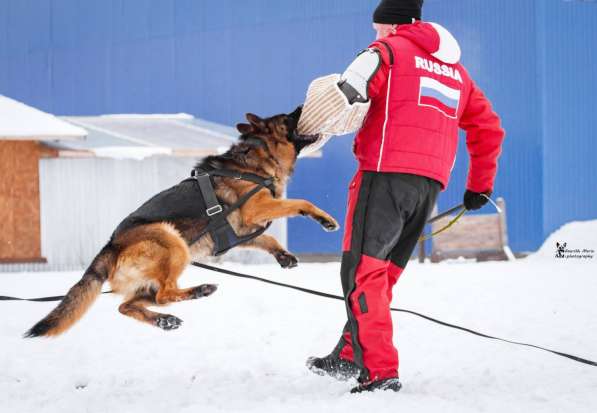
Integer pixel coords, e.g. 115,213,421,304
463,190,492,211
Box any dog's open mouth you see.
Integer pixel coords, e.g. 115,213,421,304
293,131,319,145
291,131,320,154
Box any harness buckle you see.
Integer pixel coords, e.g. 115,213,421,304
193,170,208,178
206,205,223,216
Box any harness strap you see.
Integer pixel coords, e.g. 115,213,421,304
203,183,268,229
193,168,276,195
195,172,223,217
204,183,272,255
188,168,275,249
210,220,271,256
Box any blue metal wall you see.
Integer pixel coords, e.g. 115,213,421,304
1,0,596,253
536,1,597,238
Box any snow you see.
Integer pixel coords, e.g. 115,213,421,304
1,222,596,412
91,146,173,160
100,113,195,120
0,95,87,140
532,220,597,260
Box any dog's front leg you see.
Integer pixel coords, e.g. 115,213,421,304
243,195,340,232
239,234,298,269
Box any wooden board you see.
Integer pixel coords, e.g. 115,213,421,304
0,141,43,261
429,198,510,262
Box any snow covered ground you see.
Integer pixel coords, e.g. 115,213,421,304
1,222,596,413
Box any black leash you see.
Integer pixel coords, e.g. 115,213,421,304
3,262,595,368
2,202,595,368
0,291,113,302
426,203,465,224
419,204,466,241
189,261,597,368
0,294,68,302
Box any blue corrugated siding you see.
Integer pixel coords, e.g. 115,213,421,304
1,0,596,254
424,0,545,253
536,1,597,237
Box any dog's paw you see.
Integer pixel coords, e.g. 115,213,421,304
155,315,183,331
190,284,218,299
317,216,340,232
275,251,298,269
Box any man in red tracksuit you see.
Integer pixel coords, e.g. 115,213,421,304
306,0,505,393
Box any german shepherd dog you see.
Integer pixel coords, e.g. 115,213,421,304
25,107,339,337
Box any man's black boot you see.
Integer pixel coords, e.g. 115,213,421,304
306,354,361,381
350,377,402,394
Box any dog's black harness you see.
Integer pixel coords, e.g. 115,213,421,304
190,168,276,255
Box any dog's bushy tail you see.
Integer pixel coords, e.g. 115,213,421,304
24,244,118,338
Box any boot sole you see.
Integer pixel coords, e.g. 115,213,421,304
306,360,360,382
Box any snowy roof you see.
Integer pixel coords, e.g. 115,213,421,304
47,114,239,160
44,114,321,160
0,95,87,140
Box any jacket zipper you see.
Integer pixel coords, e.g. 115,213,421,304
376,41,395,172
377,67,393,172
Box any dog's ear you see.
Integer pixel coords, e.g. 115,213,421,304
236,123,254,134
246,113,267,131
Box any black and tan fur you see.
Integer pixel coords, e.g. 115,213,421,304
25,107,338,337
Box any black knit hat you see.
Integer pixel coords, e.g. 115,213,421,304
373,0,423,25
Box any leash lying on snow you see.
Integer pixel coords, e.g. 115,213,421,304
0,291,113,302
190,261,597,368
2,203,595,367
3,262,596,368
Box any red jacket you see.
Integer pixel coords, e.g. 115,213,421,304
354,22,505,192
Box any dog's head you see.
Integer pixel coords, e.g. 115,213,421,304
236,106,319,157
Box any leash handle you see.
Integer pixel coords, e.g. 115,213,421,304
426,203,465,225
419,203,467,242
419,207,466,242
482,194,503,213
419,196,502,242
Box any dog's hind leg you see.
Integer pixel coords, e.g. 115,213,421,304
238,234,298,269
112,223,216,330
118,294,183,331
153,232,218,305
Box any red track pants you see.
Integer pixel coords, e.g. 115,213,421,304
333,170,440,382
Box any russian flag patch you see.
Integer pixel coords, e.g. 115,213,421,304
418,76,461,119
